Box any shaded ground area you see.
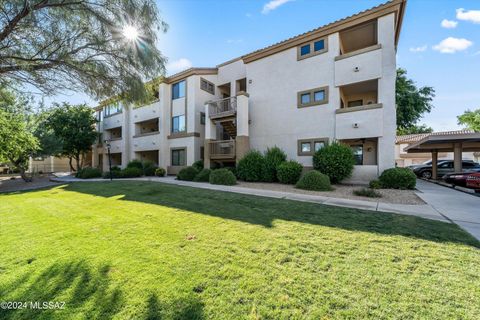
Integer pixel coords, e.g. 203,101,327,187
238,181,425,205
0,175,60,193
0,181,479,319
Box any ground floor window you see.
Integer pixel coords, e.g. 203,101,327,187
339,138,378,165
351,145,363,165
171,148,186,166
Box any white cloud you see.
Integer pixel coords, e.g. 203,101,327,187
409,45,427,53
245,12,252,18
166,58,192,74
441,19,458,28
227,39,243,44
432,37,473,53
262,0,293,14
456,8,480,24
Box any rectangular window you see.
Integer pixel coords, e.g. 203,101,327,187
298,138,329,156
351,145,363,165
172,115,186,133
301,142,311,153
348,100,363,108
103,102,122,117
298,86,328,108
314,39,325,52
200,78,215,95
172,80,186,100
300,44,311,56
314,141,325,152
171,148,186,166
200,112,206,125
297,37,327,60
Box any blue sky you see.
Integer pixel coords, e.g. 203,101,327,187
46,0,480,132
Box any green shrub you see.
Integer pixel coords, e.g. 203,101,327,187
295,170,332,191
237,150,265,182
277,161,303,184
194,168,212,182
262,146,287,182
111,166,121,172
142,160,157,176
379,167,416,190
75,167,102,179
177,166,199,181
369,179,382,189
155,168,166,177
209,168,237,185
192,160,204,172
313,142,355,183
224,166,237,176
126,159,143,169
122,167,143,178
353,188,382,198
103,169,124,179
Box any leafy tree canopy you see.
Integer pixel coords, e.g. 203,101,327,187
397,124,434,136
396,68,435,134
457,109,480,132
0,0,168,102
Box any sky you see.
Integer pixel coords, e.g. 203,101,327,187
41,0,480,132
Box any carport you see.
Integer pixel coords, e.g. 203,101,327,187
404,132,480,179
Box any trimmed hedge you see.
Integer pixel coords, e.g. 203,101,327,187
369,179,382,189
277,161,303,184
209,168,237,185
295,170,332,191
126,159,143,170
192,160,204,172
194,168,212,182
313,142,355,183
262,146,287,182
76,167,102,179
177,166,199,181
237,150,265,182
155,168,166,177
379,167,416,190
142,161,157,176
103,169,123,179
122,167,143,178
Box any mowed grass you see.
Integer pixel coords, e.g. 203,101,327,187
0,181,479,319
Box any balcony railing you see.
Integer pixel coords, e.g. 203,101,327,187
209,140,235,160
208,97,237,119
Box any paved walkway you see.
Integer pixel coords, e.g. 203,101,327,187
415,179,480,241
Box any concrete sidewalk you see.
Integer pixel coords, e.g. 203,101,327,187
51,175,450,224
415,179,480,241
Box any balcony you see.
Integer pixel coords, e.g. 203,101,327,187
208,97,237,120
335,104,383,140
209,140,235,160
334,45,382,86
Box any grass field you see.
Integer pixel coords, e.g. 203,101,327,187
0,181,479,319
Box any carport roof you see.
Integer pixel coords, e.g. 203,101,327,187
404,132,480,153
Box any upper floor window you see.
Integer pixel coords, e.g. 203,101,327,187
297,37,328,60
200,112,206,125
172,80,186,100
103,102,122,117
297,86,329,108
172,115,185,133
200,78,215,95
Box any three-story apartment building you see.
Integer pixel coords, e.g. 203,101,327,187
92,0,406,183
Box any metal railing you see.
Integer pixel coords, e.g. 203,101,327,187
208,96,237,118
209,140,235,159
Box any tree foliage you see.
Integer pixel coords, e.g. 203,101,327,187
397,124,434,135
457,109,480,132
0,0,168,102
396,68,435,134
43,103,98,171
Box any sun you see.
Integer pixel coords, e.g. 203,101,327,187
123,25,139,40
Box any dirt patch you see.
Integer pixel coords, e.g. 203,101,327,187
0,175,60,193
237,181,425,205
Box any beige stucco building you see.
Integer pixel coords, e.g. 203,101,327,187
92,0,406,183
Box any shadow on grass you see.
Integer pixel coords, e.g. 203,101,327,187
0,261,204,320
56,181,480,248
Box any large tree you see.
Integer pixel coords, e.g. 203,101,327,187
457,109,480,132
396,68,435,135
44,103,98,171
0,87,38,181
0,0,167,102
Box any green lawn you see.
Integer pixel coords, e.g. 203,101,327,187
0,181,479,319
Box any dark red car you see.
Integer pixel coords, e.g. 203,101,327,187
442,169,480,187
466,173,480,193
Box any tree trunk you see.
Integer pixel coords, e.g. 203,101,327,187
69,157,75,172
75,154,81,172
19,167,32,182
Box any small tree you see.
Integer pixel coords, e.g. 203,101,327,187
457,109,480,132
262,146,287,182
313,142,355,183
44,103,98,171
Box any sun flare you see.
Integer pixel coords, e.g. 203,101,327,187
122,25,139,40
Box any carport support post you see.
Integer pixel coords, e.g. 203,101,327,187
454,143,462,173
431,151,438,180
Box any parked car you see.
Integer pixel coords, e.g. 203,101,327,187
442,168,480,187
466,173,480,193
412,160,480,179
